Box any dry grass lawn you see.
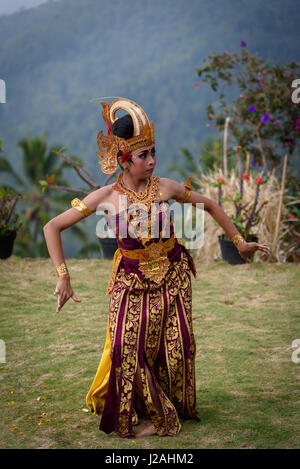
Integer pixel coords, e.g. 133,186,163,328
0,255,299,449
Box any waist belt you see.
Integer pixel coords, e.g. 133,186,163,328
119,234,176,283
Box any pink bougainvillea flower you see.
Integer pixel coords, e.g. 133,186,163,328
240,40,247,48
254,177,264,184
288,213,296,220
248,105,256,113
236,145,242,150
242,173,249,180
295,118,300,131
217,177,225,184
262,113,269,124
242,443,247,448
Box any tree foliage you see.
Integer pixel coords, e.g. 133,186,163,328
195,44,300,175
0,134,97,257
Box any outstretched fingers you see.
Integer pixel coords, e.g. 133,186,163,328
53,292,82,313
257,243,271,254
71,293,81,302
56,296,65,313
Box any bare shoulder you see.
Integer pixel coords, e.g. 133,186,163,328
159,177,213,211
45,184,115,231
81,184,114,212
159,177,182,200
159,177,187,200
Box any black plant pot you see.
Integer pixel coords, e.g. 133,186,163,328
218,234,258,265
0,230,17,259
98,237,118,259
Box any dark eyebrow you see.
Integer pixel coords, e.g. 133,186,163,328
139,147,155,155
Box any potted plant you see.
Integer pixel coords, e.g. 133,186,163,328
97,234,118,260
95,211,118,259
213,167,268,264
0,186,23,259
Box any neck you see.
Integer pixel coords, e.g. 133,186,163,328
121,172,151,192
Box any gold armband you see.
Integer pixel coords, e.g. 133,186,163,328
56,262,69,277
71,198,93,217
176,176,192,203
232,233,246,248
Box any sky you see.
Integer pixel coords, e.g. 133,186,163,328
0,0,56,16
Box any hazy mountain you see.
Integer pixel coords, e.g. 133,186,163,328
0,0,299,189
0,0,55,16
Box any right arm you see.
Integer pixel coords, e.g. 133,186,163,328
43,185,112,313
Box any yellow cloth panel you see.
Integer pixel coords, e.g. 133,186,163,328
85,248,122,414
85,320,111,415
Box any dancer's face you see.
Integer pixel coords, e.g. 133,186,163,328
126,144,156,178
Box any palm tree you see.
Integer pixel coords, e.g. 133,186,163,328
0,133,97,257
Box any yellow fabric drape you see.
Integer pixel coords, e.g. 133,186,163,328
86,248,121,415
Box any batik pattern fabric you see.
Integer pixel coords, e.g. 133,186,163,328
86,184,199,438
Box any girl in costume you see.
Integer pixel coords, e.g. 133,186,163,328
43,98,270,438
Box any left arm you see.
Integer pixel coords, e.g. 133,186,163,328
161,178,271,262
196,196,271,262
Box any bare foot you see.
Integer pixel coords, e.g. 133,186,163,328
134,423,156,437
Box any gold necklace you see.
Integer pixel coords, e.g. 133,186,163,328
113,173,163,245
120,174,151,201
113,173,160,208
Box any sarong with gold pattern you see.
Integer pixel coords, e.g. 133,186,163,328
86,178,199,437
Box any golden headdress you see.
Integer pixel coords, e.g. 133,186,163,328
96,97,155,174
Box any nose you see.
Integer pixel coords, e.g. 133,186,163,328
148,154,155,166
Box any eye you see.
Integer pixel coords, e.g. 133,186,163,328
139,152,147,159
151,147,156,156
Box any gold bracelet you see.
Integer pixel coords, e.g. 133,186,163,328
232,233,246,248
56,262,69,277
71,198,93,217
176,176,192,203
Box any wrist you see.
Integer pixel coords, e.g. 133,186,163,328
237,242,247,253
231,233,246,249
58,274,71,281
56,262,70,278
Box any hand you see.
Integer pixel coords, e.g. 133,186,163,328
238,241,271,264
53,276,82,313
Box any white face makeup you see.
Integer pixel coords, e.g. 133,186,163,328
125,144,156,176
131,145,156,161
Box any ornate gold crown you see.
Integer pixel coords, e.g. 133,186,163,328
96,97,155,174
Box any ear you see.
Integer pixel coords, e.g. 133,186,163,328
117,155,124,171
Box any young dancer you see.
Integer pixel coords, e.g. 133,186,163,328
43,98,270,437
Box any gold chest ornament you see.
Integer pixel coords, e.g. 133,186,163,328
113,174,174,283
